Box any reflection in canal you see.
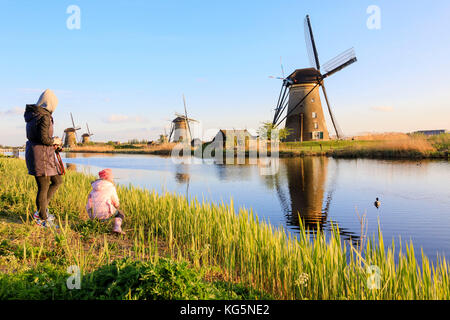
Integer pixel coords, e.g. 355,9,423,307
266,157,360,243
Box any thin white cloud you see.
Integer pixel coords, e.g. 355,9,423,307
370,106,394,112
1,106,23,116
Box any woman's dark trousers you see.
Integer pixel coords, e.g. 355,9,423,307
34,175,63,220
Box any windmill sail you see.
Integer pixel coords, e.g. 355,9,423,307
169,122,174,141
69,112,81,143
321,48,357,79
304,15,321,70
183,94,192,141
321,83,343,139
86,123,93,136
280,56,285,78
70,113,81,130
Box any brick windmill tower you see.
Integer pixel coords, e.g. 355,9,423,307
272,15,357,141
168,94,198,143
63,113,81,148
81,123,94,144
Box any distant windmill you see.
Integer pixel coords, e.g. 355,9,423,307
168,94,199,143
63,113,81,148
271,15,357,141
81,123,94,144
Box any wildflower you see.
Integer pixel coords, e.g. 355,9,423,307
295,273,309,287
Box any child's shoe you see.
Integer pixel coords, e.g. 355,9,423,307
112,217,125,235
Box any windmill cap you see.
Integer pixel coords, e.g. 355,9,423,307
287,68,322,84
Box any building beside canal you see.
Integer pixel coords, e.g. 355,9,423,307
213,129,257,148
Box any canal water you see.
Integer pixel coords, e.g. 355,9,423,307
57,152,450,262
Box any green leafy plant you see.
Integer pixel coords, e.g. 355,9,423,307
258,121,292,141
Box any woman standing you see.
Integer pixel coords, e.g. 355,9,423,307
24,89,63,227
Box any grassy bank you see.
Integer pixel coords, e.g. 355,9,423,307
1,157,449,299
66,133,449,160
69,142,176,156
327,133,449,159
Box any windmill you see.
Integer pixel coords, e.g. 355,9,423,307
271,15,357,141
168,94,199,143
158,127,169,144
63,113,81,148
81,123,94,144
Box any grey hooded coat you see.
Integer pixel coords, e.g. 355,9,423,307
24,94,60,176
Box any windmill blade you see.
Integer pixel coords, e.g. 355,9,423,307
321,48,357,79
304,15,321,70
182,94,192,141
272,84,286,124
70,113,75,128
320,83,344,139
86,123,91,135
168,123,174,141
70,112,81,131
268,76,286,80
268,56,288,81
273,84,289,125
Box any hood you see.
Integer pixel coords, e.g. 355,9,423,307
24,104,51,123
91,179,115,191
36,89,58,114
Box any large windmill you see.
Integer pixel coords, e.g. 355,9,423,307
81,123,94,144
168,94,199,143
271,15,357,141
63,113,81,148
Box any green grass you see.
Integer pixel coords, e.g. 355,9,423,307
427,133,450,152
0,257,267,300
0,158,449,299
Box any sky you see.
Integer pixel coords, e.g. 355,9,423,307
1,0,450,146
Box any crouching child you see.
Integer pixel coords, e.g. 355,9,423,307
86,169,125,235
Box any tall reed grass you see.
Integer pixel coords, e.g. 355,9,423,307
0,158,449,299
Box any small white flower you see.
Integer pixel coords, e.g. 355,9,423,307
295,273,309,287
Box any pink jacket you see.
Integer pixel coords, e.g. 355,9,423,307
86,179,120,220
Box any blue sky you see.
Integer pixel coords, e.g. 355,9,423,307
1,0,449,145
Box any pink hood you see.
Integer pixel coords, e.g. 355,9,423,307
86,179,120,220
